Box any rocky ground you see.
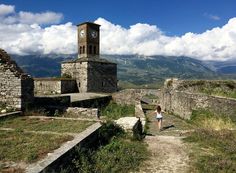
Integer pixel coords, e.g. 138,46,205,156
136,111,194,173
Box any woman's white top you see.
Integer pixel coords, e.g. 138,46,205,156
155,110,163,118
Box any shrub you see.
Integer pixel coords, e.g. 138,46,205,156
98,121,125,145
94,138,148,173
72,121,148,173
132,118,144,141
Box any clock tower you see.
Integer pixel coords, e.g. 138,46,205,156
62,21,117,93
77,22,100,57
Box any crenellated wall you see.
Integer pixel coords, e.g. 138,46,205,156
0,49,34,110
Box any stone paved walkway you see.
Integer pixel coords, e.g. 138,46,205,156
136,111,194,173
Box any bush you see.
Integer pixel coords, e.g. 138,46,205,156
72,121,148,173
73,138,148,173
133,118,144,141
98,121,125,145
94,138,148,173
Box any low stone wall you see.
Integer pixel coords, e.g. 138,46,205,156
66,107,98,119
71,96,112,108
0,111,22,119
135,100,145,118
34,78,78,95
161,79,236,121
26,122,102,173
0,49,34,110
33,96,71,111
112,89,160,105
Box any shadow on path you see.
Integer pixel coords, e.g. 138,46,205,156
161,124,175,131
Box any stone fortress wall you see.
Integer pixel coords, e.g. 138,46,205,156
34,78,77,95
112,89,160,105
161,79,236,121
0,49,34,110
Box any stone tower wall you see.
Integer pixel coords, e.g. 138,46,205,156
61,62,88,92
0,49,34,110
87,62,117,93
61,61,117,93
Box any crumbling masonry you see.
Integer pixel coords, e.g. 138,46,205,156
0,49,34,110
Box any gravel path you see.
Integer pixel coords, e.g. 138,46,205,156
138,135,190,173
136,112,192,173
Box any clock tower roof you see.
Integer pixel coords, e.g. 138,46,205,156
77,22,100,27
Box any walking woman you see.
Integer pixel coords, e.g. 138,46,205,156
155,105,163,131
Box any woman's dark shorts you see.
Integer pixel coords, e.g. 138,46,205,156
156,117,163,121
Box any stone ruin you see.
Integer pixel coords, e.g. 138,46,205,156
160,78,236,121
0,49,34,110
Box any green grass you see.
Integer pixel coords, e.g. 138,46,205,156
184,109,236,172
189,109,235,130
101,102,135,120
200,87,236,99
190,80,236,99
0,117,95,133
73,132,148,173
184,129,236,173
0,130,73,163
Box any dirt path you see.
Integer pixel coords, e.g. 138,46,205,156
137,112,193,173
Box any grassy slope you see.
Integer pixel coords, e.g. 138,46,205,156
0,117,94,133
0,130,72,163
184,109,236,173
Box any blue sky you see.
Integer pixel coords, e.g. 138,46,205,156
2,0,236,36
0,0,236,61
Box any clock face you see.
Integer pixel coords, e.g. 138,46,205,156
80,29,85,38
91,31,97,38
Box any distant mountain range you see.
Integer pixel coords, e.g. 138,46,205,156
10,54,236,87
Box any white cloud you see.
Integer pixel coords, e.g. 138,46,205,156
0,22,76,55
95,17,236,61
0,4,63,25
0,3,236,61
0,4,15,16
18,11,63,25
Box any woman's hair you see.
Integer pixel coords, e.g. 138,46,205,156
156,105,161,113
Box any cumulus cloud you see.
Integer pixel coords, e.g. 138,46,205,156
0,22,77,55
0,3,236,61
0,4,63,25
95,17,236,61
18,11,63,25
0,4,15,16
0,4,74,55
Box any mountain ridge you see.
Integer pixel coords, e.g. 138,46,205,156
10,54,236,87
